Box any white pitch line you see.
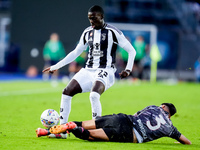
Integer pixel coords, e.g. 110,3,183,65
0,88,62,97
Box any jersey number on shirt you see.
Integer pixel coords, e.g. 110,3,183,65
146,115,166,131
98,70,108,78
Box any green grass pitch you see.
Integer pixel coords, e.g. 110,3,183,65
0,80,200,150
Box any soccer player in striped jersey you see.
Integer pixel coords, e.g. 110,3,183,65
42,5,136,138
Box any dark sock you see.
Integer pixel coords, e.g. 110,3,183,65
47,130,51,135
44,129,51,135
73,121,82,127
72,127,90,140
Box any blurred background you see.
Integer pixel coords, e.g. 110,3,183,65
0,0,200,82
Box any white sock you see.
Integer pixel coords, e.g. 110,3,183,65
90,92,101,119
60,94,72,125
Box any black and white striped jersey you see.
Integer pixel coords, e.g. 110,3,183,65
78,23,136,70
50,23,136,72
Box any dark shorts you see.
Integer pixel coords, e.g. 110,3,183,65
95,113,134,142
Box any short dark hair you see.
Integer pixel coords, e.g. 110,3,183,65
161,103,177,116
88,5,104,15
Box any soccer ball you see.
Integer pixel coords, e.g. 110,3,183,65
40,109,60,128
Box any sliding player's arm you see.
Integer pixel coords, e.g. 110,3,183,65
170,126,191,145
177,134,191,145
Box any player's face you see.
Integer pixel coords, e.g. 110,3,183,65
88,12,104,29
161,105,171,118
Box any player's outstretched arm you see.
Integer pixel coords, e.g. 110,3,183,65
42,67,57,74
177,134,191,145
119,69,131,79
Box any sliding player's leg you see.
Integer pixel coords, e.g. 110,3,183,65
69,127,109,141
87,129,109,141
81,119,96,129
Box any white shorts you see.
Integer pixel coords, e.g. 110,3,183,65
71,67,116,93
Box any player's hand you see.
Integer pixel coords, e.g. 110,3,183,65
42,67,57,74
119,70,131,79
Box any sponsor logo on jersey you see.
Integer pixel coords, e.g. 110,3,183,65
92,43,104,57
92,50,103,57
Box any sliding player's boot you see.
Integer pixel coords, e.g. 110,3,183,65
50,122,77,134
36,128,49,137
